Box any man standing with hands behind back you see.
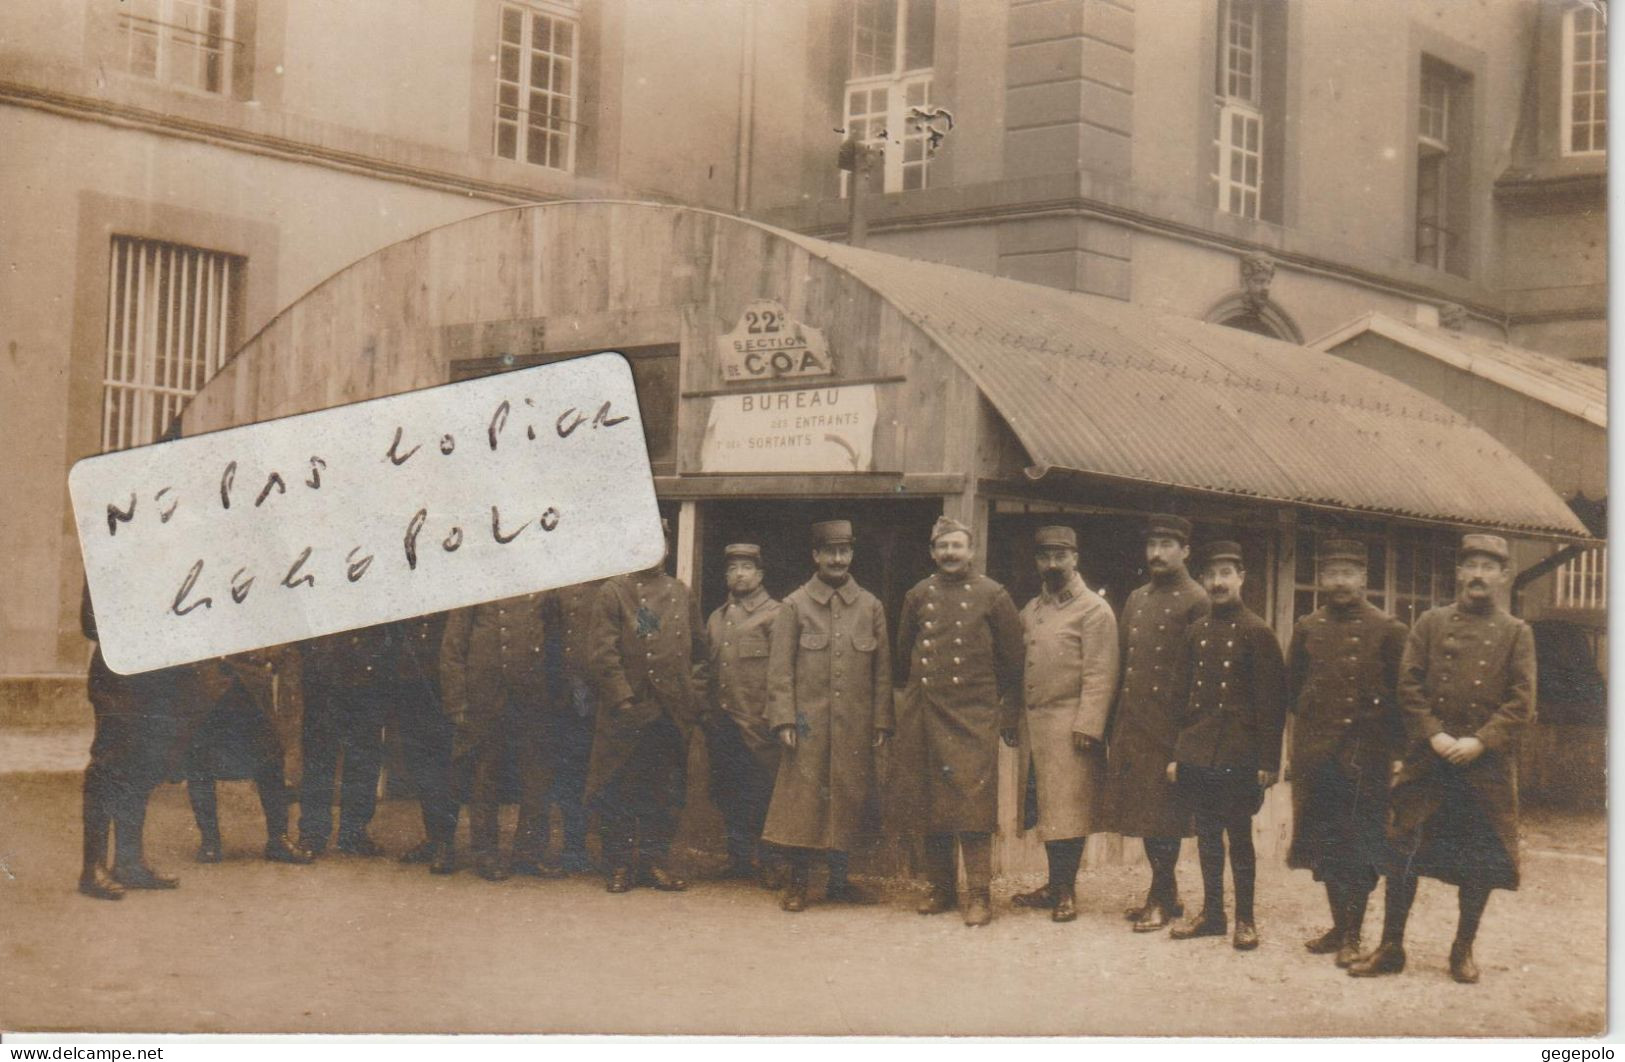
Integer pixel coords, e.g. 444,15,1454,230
1009,525,1119,924
761,519,893,913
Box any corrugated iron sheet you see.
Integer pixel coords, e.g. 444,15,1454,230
781,232,1587,537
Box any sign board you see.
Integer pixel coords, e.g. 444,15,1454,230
69,352,665,674
700,384,878,473
717,299,834,381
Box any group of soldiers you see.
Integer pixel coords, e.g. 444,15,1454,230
78,510,1535,985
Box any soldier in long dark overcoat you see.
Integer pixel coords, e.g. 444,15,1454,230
392,611,458,875
545,578,607,873
182,647,313,865
441,593,556,881
1286,539,1407,967
296,622,398,857
704,543,784,883
762,519,894,912
587,536,708,894
1166,541,1287,952
1350,533,1536,985
1102,513,1207,931
78,585,210,899
1009,525,1119,924
896,515,1024,927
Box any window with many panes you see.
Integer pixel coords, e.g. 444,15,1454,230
1563,5,1608,156
116,0,237,95
494,1,580,171
102,237,243,452
1213,0,1264,219
1415,57,1468,273
842,0,936,195
1293,526,1458,626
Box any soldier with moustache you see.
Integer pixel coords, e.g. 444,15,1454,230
896,516,1024,927
587,525,708,893
1102,514,1207,932
1286,539,1408,967
704,543,785,884
441,593,557,881
762,519,894,913
1008,526,1119,924
1164,540,1287,952
1350,533,1536,985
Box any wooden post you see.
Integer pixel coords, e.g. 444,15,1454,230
1257,509,1298,863
676,500,704,590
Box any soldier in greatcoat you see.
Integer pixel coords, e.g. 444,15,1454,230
441,593,557,881
1008,525,1119,924
78,585,209,898
1164,540,1287,952
587,532,708,894
545,578,607,873
762,519,894,913
1102,514,1207,931
392,612,459,875
296,622,398,857
1286,539,1407,967
183,647,313,865
704,543,784,884
1349,533,1536,985
896,516,1024,927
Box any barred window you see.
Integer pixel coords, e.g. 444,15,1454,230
103,237,243,452
117,0,237,95
1554,547,1607,609
1563,5,1608,156
494,1,580,172
842,0,936,195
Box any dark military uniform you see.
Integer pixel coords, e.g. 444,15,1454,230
440,593,555,873
545,579,605,870
183,647,308,862
895,567,1023,911
394,612,457,862
1286,599,1408,890
79,587,209,896
587,568,707,881
705,581,783,874
296,623,398,853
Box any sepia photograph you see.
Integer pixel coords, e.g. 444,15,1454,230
0,0,1610,1041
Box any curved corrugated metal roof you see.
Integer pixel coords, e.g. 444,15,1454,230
766,227,1586,537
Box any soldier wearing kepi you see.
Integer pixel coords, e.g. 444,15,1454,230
1166,540,1287,952
588,524,708,894
896,515,1024,927
1286,539,1407,967
1009,526,1119,924
704,543,785,884
762,519,894,913
440,593,558,881
1103,514,1207,932
1349,533,1536,985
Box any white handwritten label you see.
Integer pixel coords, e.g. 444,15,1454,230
69,352,664,674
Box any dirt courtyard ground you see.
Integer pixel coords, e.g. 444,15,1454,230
0,770,1606,1037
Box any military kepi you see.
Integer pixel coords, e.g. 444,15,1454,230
1034,525,1078,550
931,515,972,544
1146,513,1192,543
1320,538,1368,567
1202,540,1244,567
811,519,854,546
1458,532,1510,564
724,543,763,563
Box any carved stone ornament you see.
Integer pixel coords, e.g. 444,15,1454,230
1437,302,1468,331
1239,252,1277,312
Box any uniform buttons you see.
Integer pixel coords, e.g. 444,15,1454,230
646,651,654,659
953,657,962,665
1473,679,1483,686
922,677,930,686
952,676,961,685
1220,682,1227,689
955,621,963,627
954,638,962,646
923,639,933,649
1341,718,1352,725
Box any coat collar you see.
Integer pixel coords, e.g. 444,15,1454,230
730,586,773,613
1040,572,1086,605
804,575,860,606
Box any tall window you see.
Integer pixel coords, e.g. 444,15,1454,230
1563,5,1608,156
842,0,936,194
103,237,243,452
1293,526,1458,626
1415,57,1470,274
494,1,580,171
1213,0,1264,218
117,0,237,95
